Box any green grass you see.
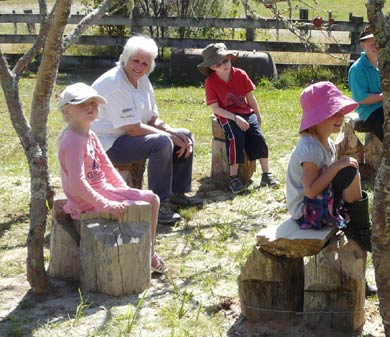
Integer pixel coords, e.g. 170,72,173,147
0,69,377,336
250,0,390,21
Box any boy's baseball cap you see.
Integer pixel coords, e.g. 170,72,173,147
360,26,375,41
299,81,358,132
58,82,107,110
197,43,238,76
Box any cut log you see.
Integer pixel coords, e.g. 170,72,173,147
113,159,146,189
210,116,256,185
238,246,304,321
79,204,151,296
303,235,366,333
336,112,383,174
48,199,80,281
364,132,383,171
256,218,337,258
211,115,226,140
335,122,364,165
211,138,256,184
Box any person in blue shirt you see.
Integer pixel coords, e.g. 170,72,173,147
348,26,383,142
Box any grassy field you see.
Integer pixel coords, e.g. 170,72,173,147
0,1,383,335
0,69,379,336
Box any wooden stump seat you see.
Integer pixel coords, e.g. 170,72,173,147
336,112,383,173
49,199,152,296
211,116,256,184
239,217,367,334
113,159,146,189
49,199,80,281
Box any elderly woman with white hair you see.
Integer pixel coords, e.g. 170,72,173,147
91,35,200,225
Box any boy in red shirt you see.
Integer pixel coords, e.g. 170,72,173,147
198,43,278,193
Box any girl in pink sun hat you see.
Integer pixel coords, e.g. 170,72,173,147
286,81,372,253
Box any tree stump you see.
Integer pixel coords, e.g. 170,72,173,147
303,235,366,333
79,204,151,296
335,121,364,165
211,116,256,184
336,113,383,173
256,217,337,258
239,217,366,334
364,132,383,171
113,159,146,189
238,246,304,321
49,199,80,281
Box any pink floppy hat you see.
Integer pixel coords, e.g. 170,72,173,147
299,81,358,132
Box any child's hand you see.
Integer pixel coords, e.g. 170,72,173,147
108,201,126,216
236,116,250,131
337,156,359,169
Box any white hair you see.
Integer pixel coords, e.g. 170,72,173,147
119,35,158,74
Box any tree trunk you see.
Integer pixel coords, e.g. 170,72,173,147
25,0,73,294
366,1,390,335
0,0,115,294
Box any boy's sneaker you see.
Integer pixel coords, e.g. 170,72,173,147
229,176,246,194
158,205,181,225
260,172,279,187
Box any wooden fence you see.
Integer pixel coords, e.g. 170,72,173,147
0,10,368,63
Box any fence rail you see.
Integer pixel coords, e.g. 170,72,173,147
0,12,367,61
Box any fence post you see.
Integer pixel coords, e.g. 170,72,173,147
23,9,36,34
131,5,142,34
246,15,256,41
349,15,364,62
12,10,17,34
299,8,309,20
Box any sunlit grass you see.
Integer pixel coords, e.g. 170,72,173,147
0,69,377,336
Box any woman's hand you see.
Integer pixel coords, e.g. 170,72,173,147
235,115,250,131
170,131,193,158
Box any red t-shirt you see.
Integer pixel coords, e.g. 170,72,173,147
205,67,256,118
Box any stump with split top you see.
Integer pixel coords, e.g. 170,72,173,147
113,159,146,189
238,217,367,334
211,116,256,184
49,199,152,296
336,112,383,174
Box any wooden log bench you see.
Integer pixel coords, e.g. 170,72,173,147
336,112,383,173
49,199,152,296
113,159,146,189
238,217,367,334
211,116,256,185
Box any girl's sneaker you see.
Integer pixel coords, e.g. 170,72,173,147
151,253,168,274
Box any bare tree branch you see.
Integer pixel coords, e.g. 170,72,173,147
62,0,114,51
0,49,13,84
31,0,72,145
38,0,48,16
13,0,57,75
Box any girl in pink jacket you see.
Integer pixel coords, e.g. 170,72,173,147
58,82,166,273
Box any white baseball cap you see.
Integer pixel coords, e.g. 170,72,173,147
58,82,107,110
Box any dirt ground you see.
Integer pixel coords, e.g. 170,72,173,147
0,265,385,337
0,180,385,337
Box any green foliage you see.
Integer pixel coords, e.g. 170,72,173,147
86,0,133,58
118,291,147,335
258,65,347,89
74,288,90,325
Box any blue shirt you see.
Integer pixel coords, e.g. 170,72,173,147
348,52,382,121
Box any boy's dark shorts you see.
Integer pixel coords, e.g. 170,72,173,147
218,112,269,165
